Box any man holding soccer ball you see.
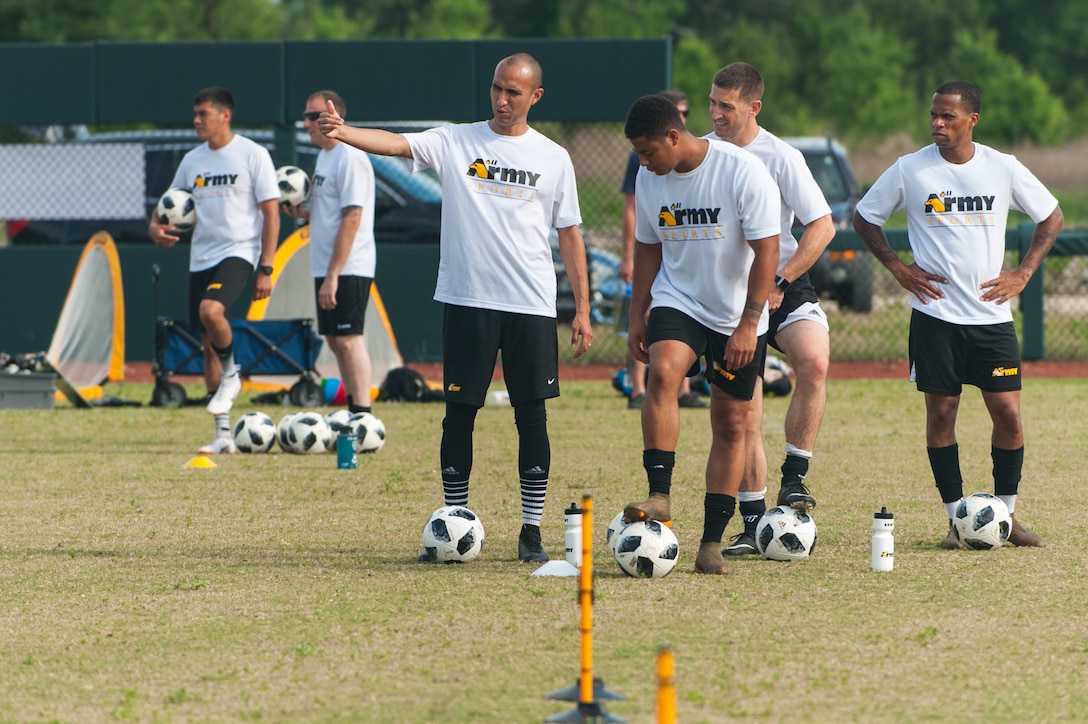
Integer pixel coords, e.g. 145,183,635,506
149,87,281,454
853,80,1062,548
282,89,376,417
318,53,593,563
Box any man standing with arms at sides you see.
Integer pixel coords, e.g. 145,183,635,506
621,94,780,574
319,53,593,562
283,90,375,415
150,86,281,454
853,80,1061,548
619,90,706,410
705,63,836,556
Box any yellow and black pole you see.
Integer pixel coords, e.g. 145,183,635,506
545,495,626,722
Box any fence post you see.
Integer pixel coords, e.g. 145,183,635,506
1018,221,1045,360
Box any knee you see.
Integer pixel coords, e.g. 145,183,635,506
514,399,547,430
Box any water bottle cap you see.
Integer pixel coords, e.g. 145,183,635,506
874,506,894,519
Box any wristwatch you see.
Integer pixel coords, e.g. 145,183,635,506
258,264,274,276
774,275,791,292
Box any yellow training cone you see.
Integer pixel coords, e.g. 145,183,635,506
185,455,217,468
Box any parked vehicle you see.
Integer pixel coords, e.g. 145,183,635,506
783,135,872,312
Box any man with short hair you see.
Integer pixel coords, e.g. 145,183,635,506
319,53,593,563
283,89,375,415
705,62,836,556
150,86,280,454
853,79,1062,548
621,94,780,574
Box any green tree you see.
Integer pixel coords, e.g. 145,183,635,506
405,0,495,39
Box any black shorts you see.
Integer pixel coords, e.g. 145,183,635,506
647,306,765,401
909,309,1022,395
767,272,821,351
442,304,559,408
314,276,372,336
188,257,253,333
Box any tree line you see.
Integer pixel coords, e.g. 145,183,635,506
3,0,1085,146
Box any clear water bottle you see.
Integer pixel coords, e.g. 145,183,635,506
336,427,357,470
871,507,894,571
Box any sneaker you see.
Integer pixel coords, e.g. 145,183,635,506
722,531,758,556
197,436,237,455
206,365,242,415
1008,515,1046,547
623,493,671,525
940,519,965,550
677,392,708,409
518,524,549,562
627,393,645,410
694,542,734,575
777,479,816,511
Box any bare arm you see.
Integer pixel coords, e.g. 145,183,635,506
318,205,363,310
980,206,1064,304
252,198,281,301
627,241,662,365
726,235,778,370
852,209,948,304
317,99,413,159
620,192,636,283
770,213,834,312
556,224,594,358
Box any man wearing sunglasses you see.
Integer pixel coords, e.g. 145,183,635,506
283,90,376,417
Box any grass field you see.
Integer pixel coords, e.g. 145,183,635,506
2,378,1086,722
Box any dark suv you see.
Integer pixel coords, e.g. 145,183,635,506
9,127,443,247
784,136,872,312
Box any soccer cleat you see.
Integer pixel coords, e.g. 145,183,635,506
197,436,237,455
694,542,734,575
206,365,242,416
627,393,645,410
518,524,549,562
722,531,758,556
777,479,816,511
1008,515,1046,547
677,392,708,409
940,519,965,550
623,493,671,525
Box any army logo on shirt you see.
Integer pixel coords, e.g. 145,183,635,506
924,191,996,226
657,202,723,240
466,158,540,201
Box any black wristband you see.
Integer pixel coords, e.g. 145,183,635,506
774,275,791,292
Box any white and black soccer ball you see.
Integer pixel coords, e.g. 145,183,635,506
280,411,330,454
421,506,485,563
156,188,196,230
276,412,298,451
612,520,679,578
232,411,276,453
323,409,354,451
350,412,386,453
276,165,311,206
953,493,1011,550
605,511,630,555
756,505,818,561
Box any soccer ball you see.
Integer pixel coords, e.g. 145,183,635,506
612,520,679,578
756,506,818,561
231,411,276,453
276,412,298,451
323,409,354,451
605,511,630,554
421,506,486,563
155,188,196,230
953,493,1011,550
350,412,386,453
280,411,330,454
276,165,311,206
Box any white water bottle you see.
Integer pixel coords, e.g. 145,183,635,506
871,507,894,572
563,503,583,568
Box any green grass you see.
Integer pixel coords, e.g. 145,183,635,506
1,379,1086,721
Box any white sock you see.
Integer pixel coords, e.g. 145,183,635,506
998,494,1016,515
738,489,766,503
945,499,961,519
785,442,812,459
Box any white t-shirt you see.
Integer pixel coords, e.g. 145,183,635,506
170,134,280,272
706,129,831,271
308,142,376,278
404,121,582,317
634,140,781,336
856,143,1058,325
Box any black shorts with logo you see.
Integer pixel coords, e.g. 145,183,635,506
188,257,253,333
314,276,372,336
647,306,765,401
909,309,1022,395
442,304,559,408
